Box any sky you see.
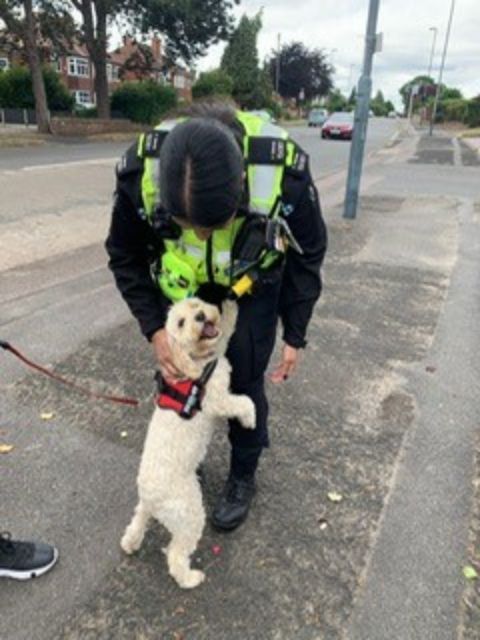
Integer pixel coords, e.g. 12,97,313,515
196,0,480,109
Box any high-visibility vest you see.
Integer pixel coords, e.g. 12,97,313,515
138,111,296,302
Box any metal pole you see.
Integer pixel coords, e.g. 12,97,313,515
275,33,281,95
427,26,438,78
429,0,456,136
343,0,381,219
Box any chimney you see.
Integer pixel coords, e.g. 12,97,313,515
151,35,162,61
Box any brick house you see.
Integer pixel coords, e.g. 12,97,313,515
1,32,193,107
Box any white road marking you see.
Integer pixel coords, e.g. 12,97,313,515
1,157,115,175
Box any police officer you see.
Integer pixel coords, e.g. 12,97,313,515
106,102,327,531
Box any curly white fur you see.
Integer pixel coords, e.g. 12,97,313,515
121,298,255,589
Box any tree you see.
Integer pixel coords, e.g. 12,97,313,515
347,86,356,109
0,0,50,131
56,0,239,119
326,88,347,113
268,42,332,102
399,75,434,113
221,12,262,108
370,89,386,116
192,68,233,99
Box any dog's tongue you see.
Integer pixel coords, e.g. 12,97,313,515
201,321,219,339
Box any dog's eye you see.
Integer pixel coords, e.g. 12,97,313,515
178,318,185,329
195,311,206,323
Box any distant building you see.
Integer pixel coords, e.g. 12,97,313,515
0,31,193,108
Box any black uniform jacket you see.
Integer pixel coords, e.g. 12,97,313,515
105,134,327,349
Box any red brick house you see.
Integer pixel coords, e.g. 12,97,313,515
0,32,193,107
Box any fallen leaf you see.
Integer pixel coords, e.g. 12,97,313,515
40,412,55,420
463,566,478,580
212,544,222,556
0,444,14,454
426,366,436,373
327,491,343,503
120,431,128,438
318,518,328,530
173,606,185,616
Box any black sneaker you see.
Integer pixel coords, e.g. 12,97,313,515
0,532,59,580
211,474,256,531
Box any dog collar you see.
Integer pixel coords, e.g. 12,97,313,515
154,360,218,420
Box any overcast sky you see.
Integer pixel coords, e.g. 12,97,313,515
197,0,480,109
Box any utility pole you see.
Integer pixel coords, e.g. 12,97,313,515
343,0,381,220
427,26,438,78
430,0,456,136
275,33,281,95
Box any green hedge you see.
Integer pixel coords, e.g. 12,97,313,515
465,99,480,127
435,97,480,127
110,81,177,124
0,66,74,111
192,69,233,99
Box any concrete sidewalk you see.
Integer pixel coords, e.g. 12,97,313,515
1,129,479,639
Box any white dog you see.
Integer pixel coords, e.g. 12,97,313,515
121,297,255,588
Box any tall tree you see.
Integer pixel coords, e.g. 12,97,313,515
221,12,262,108
0,0,50,131
56,0,239,119
269,42,332,102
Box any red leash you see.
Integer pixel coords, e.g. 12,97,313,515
1,340,139,407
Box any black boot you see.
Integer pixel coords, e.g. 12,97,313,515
211,474,256,531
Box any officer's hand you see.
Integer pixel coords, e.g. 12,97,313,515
151,328,184,383
269,344,300,384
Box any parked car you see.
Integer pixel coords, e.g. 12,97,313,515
321,112,354,140
308,108,329,127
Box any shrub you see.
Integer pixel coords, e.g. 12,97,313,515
0,66,74,111
441,98,468,122
192,69,233,99
465,98,480,128
111,81,177,124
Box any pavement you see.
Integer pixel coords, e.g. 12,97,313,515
1,123,480,639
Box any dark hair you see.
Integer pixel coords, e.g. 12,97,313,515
159,105,244,228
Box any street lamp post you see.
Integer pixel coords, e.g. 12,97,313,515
343,0,381,219
429,0,456,136
427,26,438,78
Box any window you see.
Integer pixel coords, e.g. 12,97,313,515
107,63,119,82
74,90,92,105
173,74,186,89
0,57,9,72
68,57,90,77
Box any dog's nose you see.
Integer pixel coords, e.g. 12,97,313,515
195,311,206,323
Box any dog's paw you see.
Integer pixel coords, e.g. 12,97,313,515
237,396,256,429
121,531,141,555
176,569,205,589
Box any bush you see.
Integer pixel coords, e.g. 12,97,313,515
192,69,233,99
0,66,74,111
441,98,468,123
465,98,480,128
111,81,177,124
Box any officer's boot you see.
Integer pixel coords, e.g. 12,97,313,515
211,446,262,531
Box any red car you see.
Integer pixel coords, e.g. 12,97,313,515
321,112,354,140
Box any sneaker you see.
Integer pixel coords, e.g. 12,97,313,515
211,474,256,531
0,532,59,580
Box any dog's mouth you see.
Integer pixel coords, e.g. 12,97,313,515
200,321,219,341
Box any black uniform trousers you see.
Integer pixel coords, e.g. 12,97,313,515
225,280,281,478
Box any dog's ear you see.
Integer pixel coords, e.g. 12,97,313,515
196,283,227,312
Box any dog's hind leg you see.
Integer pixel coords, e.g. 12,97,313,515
121,501,151,554
161,482,206,589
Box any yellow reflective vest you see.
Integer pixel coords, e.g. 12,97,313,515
138,111,296,302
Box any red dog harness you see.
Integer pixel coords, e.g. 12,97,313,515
155,360,218,420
